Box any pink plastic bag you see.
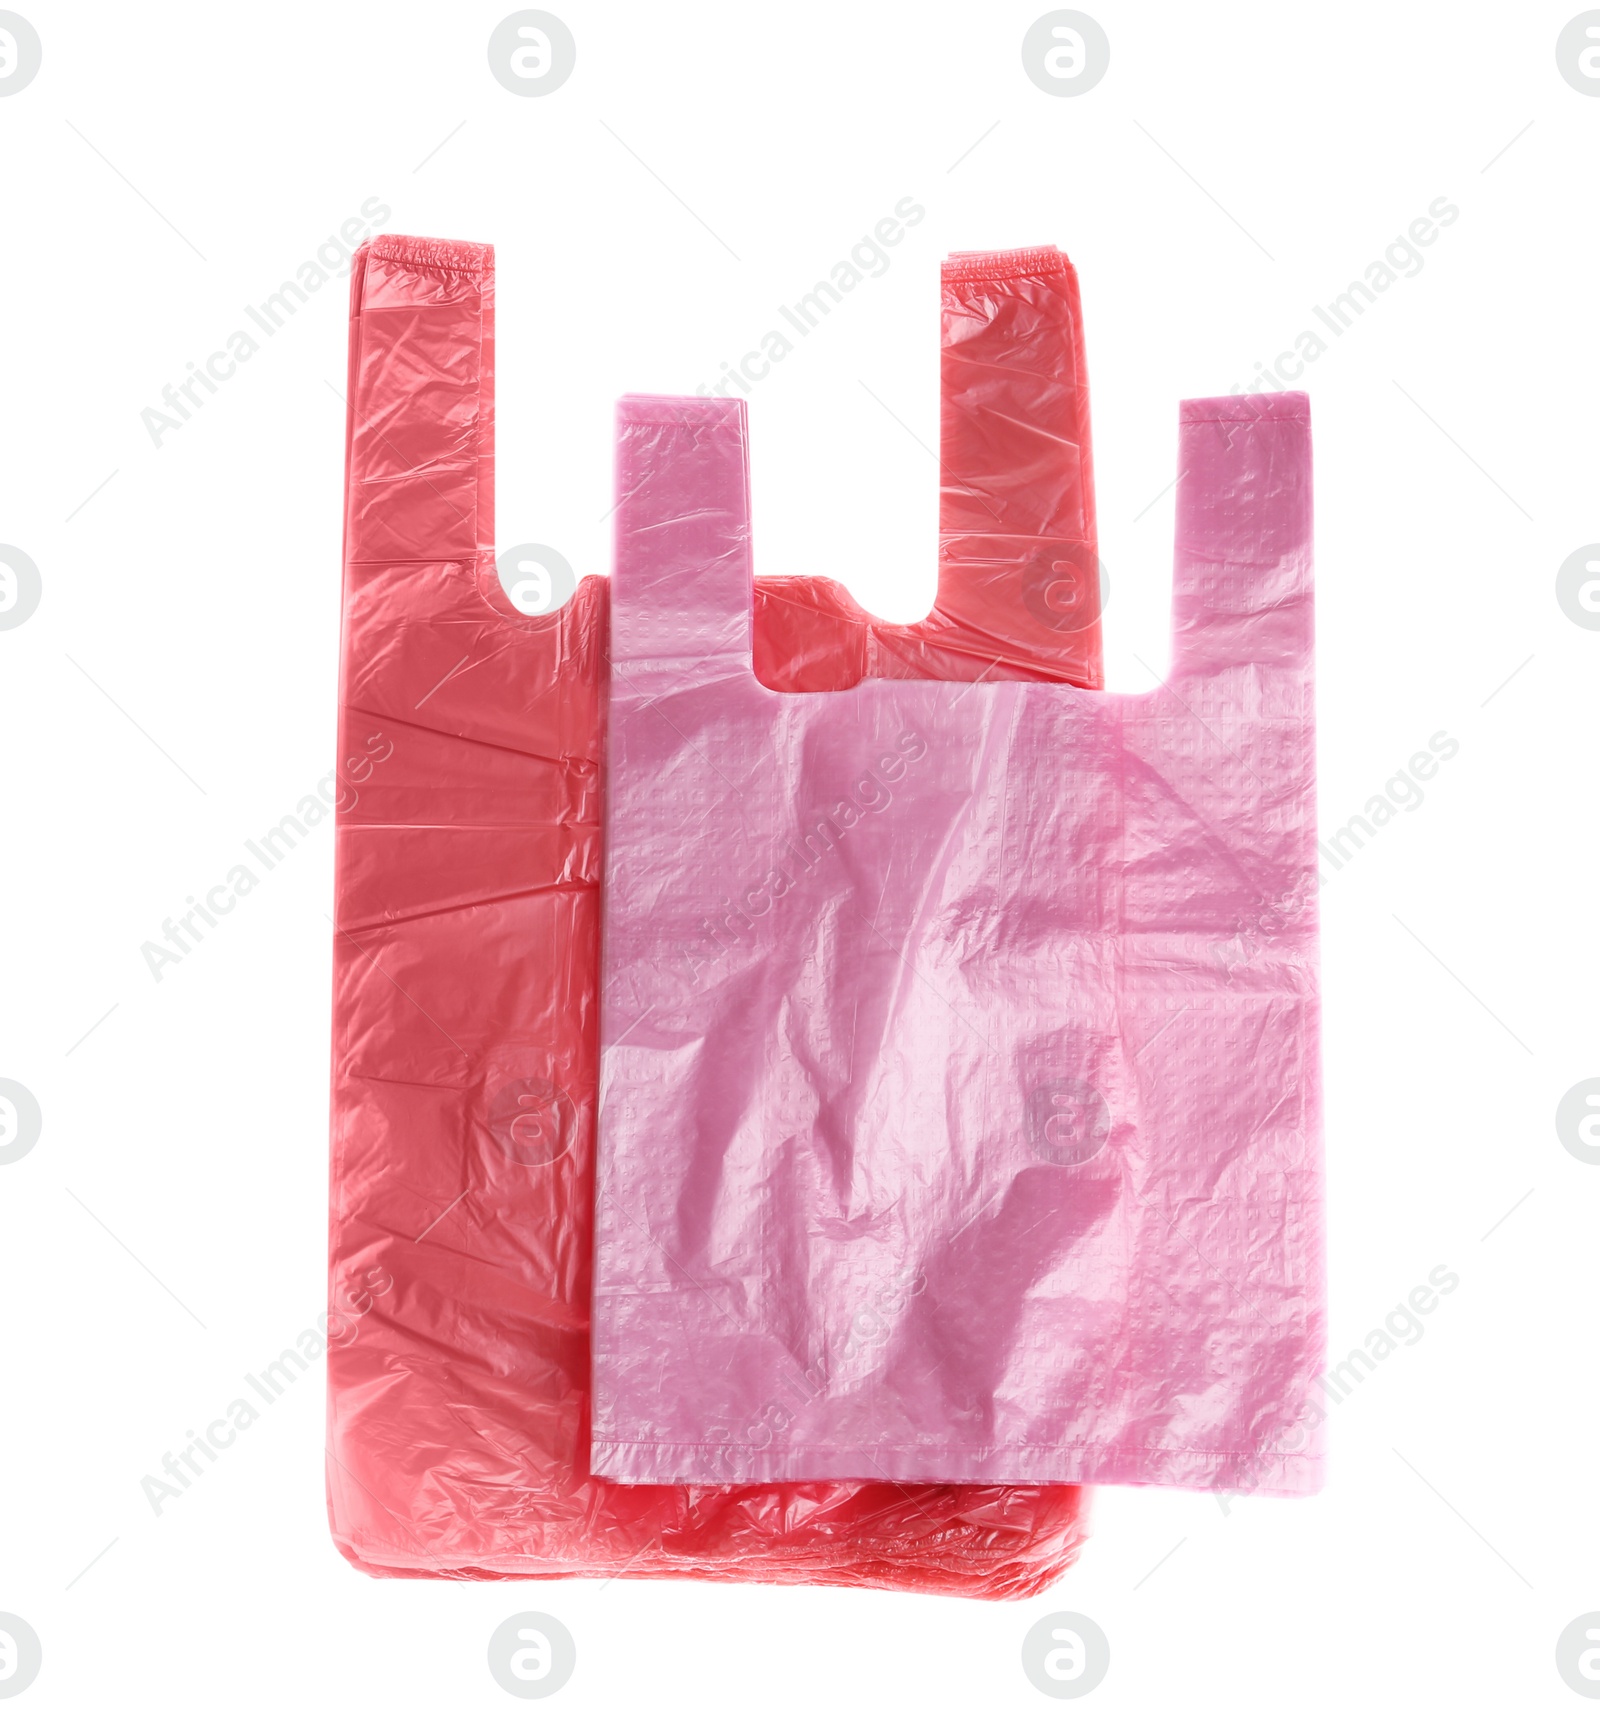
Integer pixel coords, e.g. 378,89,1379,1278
594,391,1323,1491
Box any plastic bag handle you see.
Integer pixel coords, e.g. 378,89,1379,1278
343,235,494,575
1170,393,1312,696
937,247,1098,639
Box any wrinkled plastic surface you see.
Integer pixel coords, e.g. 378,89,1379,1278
756,246,1100,693
327,233,1099,1589
595,390,1323,1491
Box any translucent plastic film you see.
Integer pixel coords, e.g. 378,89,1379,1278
594,391,1323,1491
756,245,1100,693
327,234,1099,1590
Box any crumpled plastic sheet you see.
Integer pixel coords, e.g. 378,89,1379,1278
326,233,1103,1591
593,389,1324,1491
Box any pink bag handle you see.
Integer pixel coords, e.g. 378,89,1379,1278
1171,392,1312,694
610,396,754,704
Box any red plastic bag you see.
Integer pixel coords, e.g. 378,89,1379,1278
326,234,1099,1592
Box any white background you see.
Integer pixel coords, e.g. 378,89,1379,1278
0,1,1595,1705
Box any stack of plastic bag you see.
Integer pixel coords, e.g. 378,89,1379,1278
326,235,1122,1593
